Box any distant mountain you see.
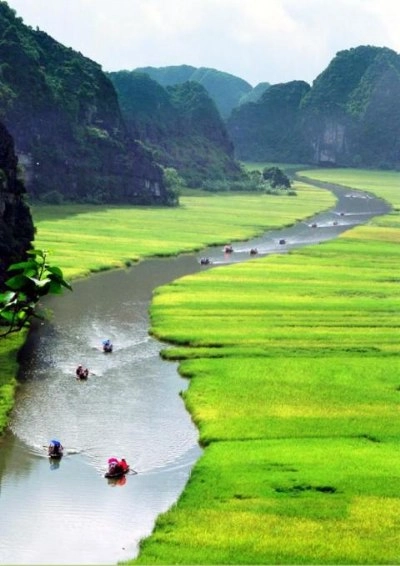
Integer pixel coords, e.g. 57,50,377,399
227,45,400,168
134,65,253,119
109,70,242,187
238,82,271,106
0,1,168,204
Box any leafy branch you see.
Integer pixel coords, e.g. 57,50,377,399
0,249,72,337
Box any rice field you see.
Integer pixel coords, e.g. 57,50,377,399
132,169,400,564
32,183,333,280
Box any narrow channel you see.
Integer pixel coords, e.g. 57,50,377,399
0,185,389,565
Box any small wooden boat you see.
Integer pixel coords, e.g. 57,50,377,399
49,450,63,459
48,441,64,459
76,367,89,379
105,466,130,479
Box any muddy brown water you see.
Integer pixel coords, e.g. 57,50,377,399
0,186,389,564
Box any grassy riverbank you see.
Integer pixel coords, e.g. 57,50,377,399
130,169,400,564
0,184,333,433
0,332,27,432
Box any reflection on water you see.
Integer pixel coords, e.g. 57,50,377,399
0,186,390,564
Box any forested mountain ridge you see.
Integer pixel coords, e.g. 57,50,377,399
228,45,400,168
0,1,168,204
133,65,258,119
0,120,34,287
109,70,242,187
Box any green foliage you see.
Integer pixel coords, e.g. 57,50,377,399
162,167,182,206
301,46,384,113
0,248,71,336
262,166,291,188
201,176,264,192
0,330,24,432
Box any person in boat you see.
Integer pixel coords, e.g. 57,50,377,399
107,457,129,475
107,457,119,474
76,364,89,379
48,439,63,457
119,458,129,473
102,339,113,352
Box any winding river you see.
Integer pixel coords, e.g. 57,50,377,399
0,185,389,565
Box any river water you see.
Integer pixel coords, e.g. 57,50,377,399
0,186,390,565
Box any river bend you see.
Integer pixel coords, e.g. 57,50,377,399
0,185,389,564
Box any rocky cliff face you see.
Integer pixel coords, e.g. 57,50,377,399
310,120,348,165
0,120,34,287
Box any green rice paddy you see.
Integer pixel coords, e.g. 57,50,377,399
131,169,400,564
32,184,333,280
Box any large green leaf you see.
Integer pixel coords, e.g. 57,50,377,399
7,259,37,272
0,290,16,303
5,274,29,290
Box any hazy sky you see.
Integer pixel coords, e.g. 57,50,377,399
7,0,400,86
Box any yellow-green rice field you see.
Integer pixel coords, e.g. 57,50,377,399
131,169,400,564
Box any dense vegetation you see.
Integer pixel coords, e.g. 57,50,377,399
228,46,400,169
130,168,400,564
109,71,243,187
0,1,168,205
